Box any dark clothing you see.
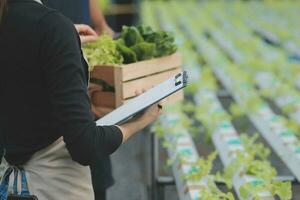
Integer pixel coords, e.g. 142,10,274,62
44,0,92,25
90,156,114,190
45,0,115,191
94,189,106,200
0,0,122,166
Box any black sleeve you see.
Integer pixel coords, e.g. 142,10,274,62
37,11,123,166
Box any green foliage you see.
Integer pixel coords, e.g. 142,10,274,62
139,25,177,57
258,87,273,98
120,26,144,47
185,152,235,200
222,134,273,182
240,133,271,160
243,94,263,114
200,178,235,200
182,101,195,114
239,179,292,200
285,120,300,137
271,181,292,200
151,121,165,139
131,42,156,61
185,82,199,94
116,39,137,64
229,103,246,119
211,131,293,199
82,35,123,71
185,152,217,181
195,101,231,142
117,25,178,64
199,67,218,91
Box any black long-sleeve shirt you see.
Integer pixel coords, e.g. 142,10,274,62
0,0,123,166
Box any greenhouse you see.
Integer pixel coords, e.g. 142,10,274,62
1,0,300,200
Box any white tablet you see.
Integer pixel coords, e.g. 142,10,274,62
96,71,188,126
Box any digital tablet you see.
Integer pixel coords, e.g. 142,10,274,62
96,71,188,126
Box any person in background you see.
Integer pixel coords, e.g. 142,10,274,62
45,0,114,36
89,0,114,36
43,1,116,199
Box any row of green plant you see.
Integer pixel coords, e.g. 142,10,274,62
204,8,300,137
144,3,236,199
148,2,293,199
154,104,235,200
172,3,297,198
145,3,238,199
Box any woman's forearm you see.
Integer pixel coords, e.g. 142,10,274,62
89,0,109,34
115,117,151,143
115,103,161,143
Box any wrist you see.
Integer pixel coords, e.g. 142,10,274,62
140,114,153,128
97,22,108,32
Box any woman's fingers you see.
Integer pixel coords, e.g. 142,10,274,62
88,83,103,92
74,24,98,44
135,90,141,96
80,35,98,44
135,89,146,96
87,83,103,99
75,24,98,36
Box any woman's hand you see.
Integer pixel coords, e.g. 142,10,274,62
116,89,162,143
74,24,98,44
137,103,162,125
88,83,111,118
87,83,102,98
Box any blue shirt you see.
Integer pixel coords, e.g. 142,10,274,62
45,0,92,25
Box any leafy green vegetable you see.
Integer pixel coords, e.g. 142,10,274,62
116,39,137,64
240,133,271,160
82,35,123,71
137,25,154,38
120,26,144,47
117,25,178,63
185,152,217,181
140,26,177,57
130,42,156,61
200,179,235,200
229,103,245,119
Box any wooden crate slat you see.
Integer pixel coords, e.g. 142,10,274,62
92,91,115,108
90,65,115,86
92,106,114,118
121,68,182,99
114,67,123,107
90,52,183,108
120,52,182,82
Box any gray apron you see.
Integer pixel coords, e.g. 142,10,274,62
1,138,94,200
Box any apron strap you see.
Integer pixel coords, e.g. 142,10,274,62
19,167,30,195
0,167,13,200
13,167,18,195
0,166,31,199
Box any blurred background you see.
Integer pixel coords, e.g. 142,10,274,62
98,1,300,200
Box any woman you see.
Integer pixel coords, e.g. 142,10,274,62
43,0,114,200
0,0,161,199
44,1,117,199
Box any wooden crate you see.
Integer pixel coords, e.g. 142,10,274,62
90,52,184,113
